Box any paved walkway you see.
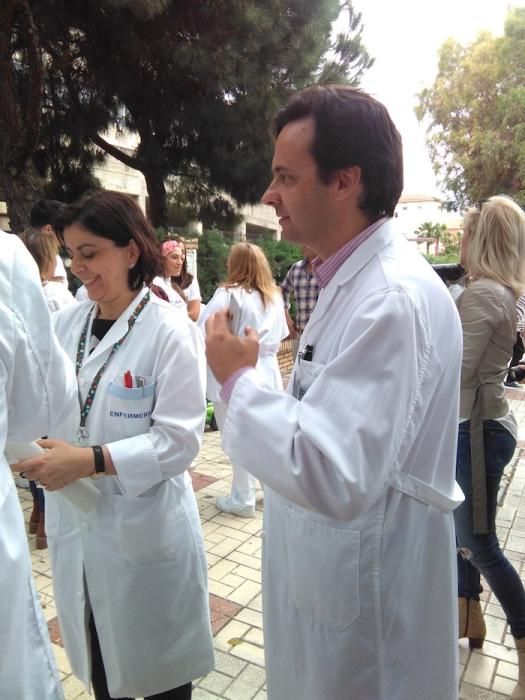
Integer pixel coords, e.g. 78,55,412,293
18,389,525,699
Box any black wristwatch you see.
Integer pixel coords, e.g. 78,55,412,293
90,445,106,479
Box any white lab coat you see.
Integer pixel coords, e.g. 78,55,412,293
43,280,76,312
201,285,288,507
152,275,188,312
200,285,288,402
221,221,463,700
46,288,214,697
0,231,77,700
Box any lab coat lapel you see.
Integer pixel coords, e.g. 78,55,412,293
306,221,395,337
80,287,149,370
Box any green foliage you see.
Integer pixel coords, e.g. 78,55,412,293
196,230,232,303
253,237,302,284
424,252,460,264
416,7,525,209
1,0,373,230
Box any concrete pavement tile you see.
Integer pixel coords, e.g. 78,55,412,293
244,627,264,647
52,642,72,675
223,664,266,700
484,614,507,644
214,650,247,678
215,525,254,543
208,559,239,581
61,674,89,698
459,682,507,699
221,573,247,589
463,652,496,687
247,594,263,613
474,641,517,663
229,640,266,667
199,671,233,695
492,674,518,696
209,538,243,558
235,608,263,629
232,564,261,584
193,688,223,700
237,537,262,556
228,550,261,571
214,619,251,652
253,691,267,700
208,579,235,599
497,659,519,680
228,579,261,606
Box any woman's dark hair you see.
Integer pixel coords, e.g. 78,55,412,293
165,235,193,290
55,191,162,290
273,85,403,221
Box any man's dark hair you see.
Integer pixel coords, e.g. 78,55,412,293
55,191,162,290
273,85,403,220
30,199,66,230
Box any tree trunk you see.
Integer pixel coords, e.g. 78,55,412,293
144,170,168,229
0,164,40,232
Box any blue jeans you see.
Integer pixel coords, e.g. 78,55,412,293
454,419,525,638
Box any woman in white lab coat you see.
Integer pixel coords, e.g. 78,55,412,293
200,242,288,516
1,230,77,700
15,192,214,700
157,237,202,321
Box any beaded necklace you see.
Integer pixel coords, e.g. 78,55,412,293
75,291,150,442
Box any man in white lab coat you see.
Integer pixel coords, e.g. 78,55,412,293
0,231,77,698
205,86,463,699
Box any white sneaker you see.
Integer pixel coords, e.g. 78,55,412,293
216,495,255,518
14,475,30,489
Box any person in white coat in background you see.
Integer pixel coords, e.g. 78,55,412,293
0,230,77,699
13,191,214,700
200,242,288,517
205,85,464,700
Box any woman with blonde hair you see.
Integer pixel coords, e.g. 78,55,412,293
20,227,76,312
200,242,288,516
455,195,525,699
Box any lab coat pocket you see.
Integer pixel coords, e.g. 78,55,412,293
113,484,177,563
292,359,325,400
285,507,360,631
107,377,155,439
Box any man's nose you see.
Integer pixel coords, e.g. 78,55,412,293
261,185,279,208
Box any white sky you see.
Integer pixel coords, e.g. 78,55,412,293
337,0,522,198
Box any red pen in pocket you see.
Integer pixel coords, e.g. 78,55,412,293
124,370,133,388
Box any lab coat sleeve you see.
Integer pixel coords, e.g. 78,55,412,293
106,319,206,497
222,289,431,520
199,287,230,325
457,284,507,386
4,237,77,441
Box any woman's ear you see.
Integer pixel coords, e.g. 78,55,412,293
128,239,141,268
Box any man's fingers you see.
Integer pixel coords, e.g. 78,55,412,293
205,308,231,336
244,326,258,342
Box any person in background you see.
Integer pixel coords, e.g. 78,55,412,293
13,191,214,700
153,240,190,314
0,230,77,699
205,84,463,700
163,236,202,321
200,242,288,517
505,293,525,388
454,197,525,699
280,245,320,357
30,199,68,286
19,228,76,548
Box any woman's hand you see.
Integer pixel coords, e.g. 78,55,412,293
11,439,95,491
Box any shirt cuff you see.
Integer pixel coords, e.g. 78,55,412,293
220,367,253,402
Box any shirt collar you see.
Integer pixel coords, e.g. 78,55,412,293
312,217,387,288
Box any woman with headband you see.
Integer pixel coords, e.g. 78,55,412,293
156,238,202,320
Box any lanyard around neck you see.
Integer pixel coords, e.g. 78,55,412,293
75,291,150,441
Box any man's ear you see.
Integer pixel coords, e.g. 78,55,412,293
333,166,362,202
